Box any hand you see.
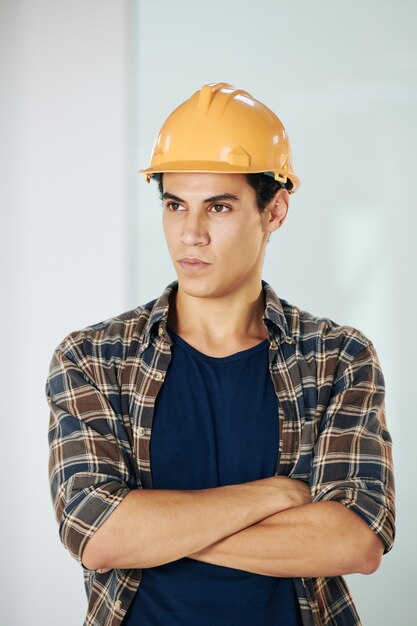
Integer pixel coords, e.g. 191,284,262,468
250,475,311,513
96,566,112,574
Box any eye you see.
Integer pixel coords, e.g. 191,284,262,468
210,204,231,213
165,201,185,212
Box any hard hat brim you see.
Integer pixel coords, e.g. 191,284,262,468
138,161,300,193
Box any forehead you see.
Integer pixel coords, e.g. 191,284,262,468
161,172,253,196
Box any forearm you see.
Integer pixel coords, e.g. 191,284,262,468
81,479,288,571
188,501,385,578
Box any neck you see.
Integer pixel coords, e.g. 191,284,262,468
168,280,268,345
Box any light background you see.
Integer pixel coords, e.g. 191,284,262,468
2,1,416,624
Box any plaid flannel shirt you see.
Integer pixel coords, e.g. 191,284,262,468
46,279,395,626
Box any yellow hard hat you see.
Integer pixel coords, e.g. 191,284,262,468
138,82,300,193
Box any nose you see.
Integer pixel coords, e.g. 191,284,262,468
180,212,210,246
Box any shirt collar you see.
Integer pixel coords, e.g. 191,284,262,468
140,279,294,352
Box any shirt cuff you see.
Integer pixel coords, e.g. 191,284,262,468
313,479,396,554
58,473,131,565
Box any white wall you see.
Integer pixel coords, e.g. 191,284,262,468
1,1,136,624
2,0,415,624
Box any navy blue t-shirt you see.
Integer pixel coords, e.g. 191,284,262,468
122,326,302,625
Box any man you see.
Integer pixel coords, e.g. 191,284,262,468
46,82,395,626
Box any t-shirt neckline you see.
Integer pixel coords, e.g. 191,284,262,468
166,324,270,363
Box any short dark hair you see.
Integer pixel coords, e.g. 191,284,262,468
155,172,291,213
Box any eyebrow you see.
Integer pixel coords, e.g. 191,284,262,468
161,192,240,204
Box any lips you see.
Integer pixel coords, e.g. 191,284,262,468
178,258,211,273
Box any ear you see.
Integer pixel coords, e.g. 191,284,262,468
266,188,290,234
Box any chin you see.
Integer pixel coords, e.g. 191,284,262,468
177,276,214,297
177,275,236,299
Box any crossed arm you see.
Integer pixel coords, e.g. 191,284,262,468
92,477,384,577
186,498,385,578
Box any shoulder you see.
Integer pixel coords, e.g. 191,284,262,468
280,298,377,373
263,280,373,363
278,298,384,395
52,298,158,363
52,280,178,363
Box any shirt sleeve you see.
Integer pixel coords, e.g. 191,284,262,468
46,341,135,566
310,340,396,554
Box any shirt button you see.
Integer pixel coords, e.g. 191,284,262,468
154,371,163,381
270,341,278,349
114,600,123,611
138,427,146,436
